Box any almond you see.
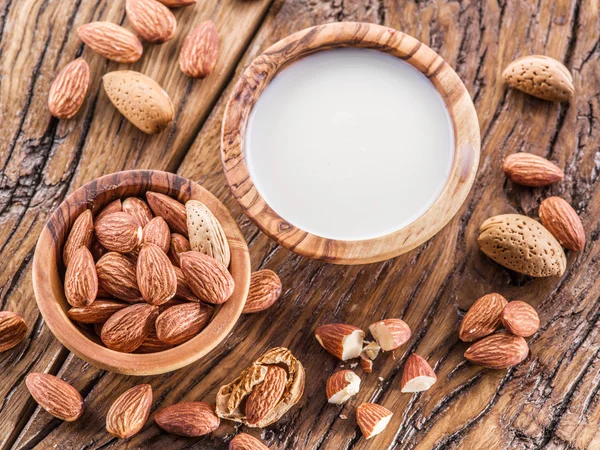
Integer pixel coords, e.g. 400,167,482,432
459,293,508,342
243,270,282,314
464,331,529,369
106,384,153,439
359,341,380,373
501,301,540,337
180,21,219,78
125,0,176,44
168,233,190,267
135,330,173,353
155,402,220,437
400,354,437,393
95,212,143,253
0,311,27,352
136,243,177,305
369,318,411,351
314,323,364,361
478,214,567,277
229,433,269,450
155,302,213,345
186,200,230,267
63,209,94,267
173,266,200,302
64,247,98,307
539,196,585,252
157,0,195,6
48,58,90,119
503,153,564,187
326,370,361,404
78,22,143,63
103,71,174,134
143,217,170,253
146,192,188,236
26,373,84,422
503,55,574,102
356,403,393,440
360,354,373,373
96,252,143,302
68,300,128,324
101,303,158,352
122,197,154,228
96,199,123,222
180,251,234,304
245,366,287,425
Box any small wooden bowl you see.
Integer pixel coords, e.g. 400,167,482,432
222,22,480,264
32,170,250,375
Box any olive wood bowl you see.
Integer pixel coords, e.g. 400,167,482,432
222,22,480,264
32,170,250,375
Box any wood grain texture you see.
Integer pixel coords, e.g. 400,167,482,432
2,0,600,449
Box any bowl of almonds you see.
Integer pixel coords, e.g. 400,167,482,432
32,170,250,375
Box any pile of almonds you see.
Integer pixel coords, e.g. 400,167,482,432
48,0,219,134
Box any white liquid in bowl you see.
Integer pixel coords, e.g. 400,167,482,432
244,48,454,241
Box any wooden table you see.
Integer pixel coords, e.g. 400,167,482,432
1,0,598,448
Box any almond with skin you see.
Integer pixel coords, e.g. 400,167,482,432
0,312,27,352
155,302,213,345
68,300,128,324
243,270,282,314
78,22,143,63
103,71,174,134
96,199,122,222
95,212,143,253
126,0,176,44
157,0,195,6
26,373,84,422
180,251,234,304
400,354,437,393
360,354,373,373
96,252,143,302
245,366,287,425
230,433,269,450
122,197,153,228
137,243,177,305
180,21,219,78
186,200,230,266
146,192,188,236
459,293,508,342
503,55,574,102
155,402,220,437
64,247,98,307
48,58,90,119
106,384,153,439
501,301,540,337
539,196,585,252
173,266,200,302
503,153,564,187
135,330,173,353
63,209,94,267
168,233,190,267
101,303,158,352
142,217,170,253
369,318,411,351
464,331,529,369
359,341,380,373
315,323,365,361
326,370,361,404
356,403,393,440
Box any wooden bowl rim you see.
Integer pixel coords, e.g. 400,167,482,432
32,170,250,375
221,22,480,264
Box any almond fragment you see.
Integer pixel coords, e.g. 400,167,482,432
143,217,170,253
503,153,564,187
180,251,234,304
101,303,158,352
96,252,143,302
26,373,84,422
539,196,586,252
369,318,411,351
137,244,177,305
78,22,143,63
326,370,361,404
501,301,540,337
243,270,282,314
360,354,373,373
156,302,213,345
0,311,27,352
168,233,190,267
122,197,154,228
125,0,176,44
186,200,230,266
230,433,269,450
63,210,94,267
400,354,437,393
96,199,122,222
245,366,287,425
459,293,508,342
464,331,529,369
359,341,380,373
180,21,219,78
356,403,392,440
106,384,153,439
48,58,90,119
64,247,98,307
315,323,364,361
146,192,188,236
95,212,143,253
68,300,128,324
155,402,220,437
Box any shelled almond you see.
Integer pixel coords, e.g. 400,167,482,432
155,402,220,437
0,311,27,352
26,373,84,422
106,384,153,439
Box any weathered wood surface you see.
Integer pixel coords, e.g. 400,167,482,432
1,0,599,449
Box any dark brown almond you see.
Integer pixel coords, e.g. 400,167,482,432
180,251,234,304
155,402,220,437
156,302,213,345
145,192,187,236
137,244,177,305
63,210,94,267
96,252,143,302
122,197,154,228
64,247,98,307
101,303,158,352
243,270,282,314
0,311,27,352
168,233,190,267
95,212,143,253
67,300,128,324
106,384,153,439
143,217,170,253
26,373,84,421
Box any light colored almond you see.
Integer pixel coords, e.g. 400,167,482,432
106,384,153,439
400,354,437,393
68,300,128,324
464,331,529,369
48,58,89,119
26,373,84,422
137,243,177,305
326,370,360,404
101,303,158,352
245,366,287,425
95,212,143,253
503,153,564,187
186,200,230,267
146,192,187,235
122,197,154,228
539,196,585,252
155,402,220,437
180,21,219,78
63,209,94,267
356,403,392,440
0,312,27,352
459,293,508,342
96,252,143,302
96,199,123,222
229,433,269,450
168,233,190,267
243,270,282,314
64,247,98,307
314,323,364,361
155,302,213,345
126,0,176,44
501,301,540,337
78,22,142,63
180,251,234,304
143,217,170,253
369,318,411,351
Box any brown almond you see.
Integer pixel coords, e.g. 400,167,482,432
135,330,174,353
48,58,90,119
95,212,143,253
67,300,128,324
96,252,143,303
464,331,529,369
501,301,540,337
26,373,84,421
400,354,437,393
146,192,188,236
137,244,177,305
314,323,364,361
230,433,269,450
539,196,586,252
77,22,143,63
155,302,213,345
64,247,98,307
106,384,153,439
126,0,176,44
369,318,411,351
96,199,123,222
180,251,234,304
326,370,361,404
0,311,27,352
63,209,94,267
245,366,287,425
157,0,195,6
122,197,154,228
503,153,564,187
168,233,191,267
173,266,201,302
243,270,282,314
459,293,508,342
101,303,158,352
180,21,219,78
143,217,170,253
356,403,393,440
155,402,220,437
